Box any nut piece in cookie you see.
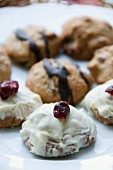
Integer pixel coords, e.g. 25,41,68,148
0,46,11,83
88,45,113,84
82,79,113,125
26,58,94,105
20,102,96,157
0,80,42,128
5,25,60,67
61,17,113,60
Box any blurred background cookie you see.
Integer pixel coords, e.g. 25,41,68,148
61,17,113,60
0,46,11,83
26,58,94,105
88,45,113,84
5,25,60,68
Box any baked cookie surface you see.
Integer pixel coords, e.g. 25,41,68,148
20,102,96,157
0,46,11,83
61,17,113,60
26,58,94,105
0,84,42,128
88,45,113,84
5,25,60,67
83,79,113,125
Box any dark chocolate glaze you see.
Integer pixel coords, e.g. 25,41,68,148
79,71,90,88
43,58,74,105
15,29,28,41
38,32,50,58
74,63,90,88
15,29,41,61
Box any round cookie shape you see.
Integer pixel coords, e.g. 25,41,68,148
0,46,11,83
83,79,113,125
88,45,113,84
5,25,60,67
20,102,96,157
61,17,113,60
26,58,94,105
0,86,42,128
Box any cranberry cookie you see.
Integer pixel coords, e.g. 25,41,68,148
88,45,113,84
0,46,11,83
83,79,113,125
0,80,42,128
20,101,96,157
61,17,113,60
5,25,60,67
26,58,94,105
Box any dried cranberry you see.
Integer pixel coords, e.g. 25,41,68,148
105,85,113,96
53,101,70,119
0,80,19,100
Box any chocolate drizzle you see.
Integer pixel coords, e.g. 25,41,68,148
16,29,28,41
38,32,50,58
43,58,74,105
15,29,41,61
74,63,90,88
79,71,90,88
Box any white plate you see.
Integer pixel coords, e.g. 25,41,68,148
0,4,113,170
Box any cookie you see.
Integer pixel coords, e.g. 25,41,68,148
0,46,11,83
20,101,96,157
88,45,113,84
61,17,113,60
82,79,113,125
26,58,94,105
5,25,60,67
0,80,42,128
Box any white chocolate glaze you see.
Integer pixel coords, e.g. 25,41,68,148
82,79,113,119
0,87,42,120
20,103,96,157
